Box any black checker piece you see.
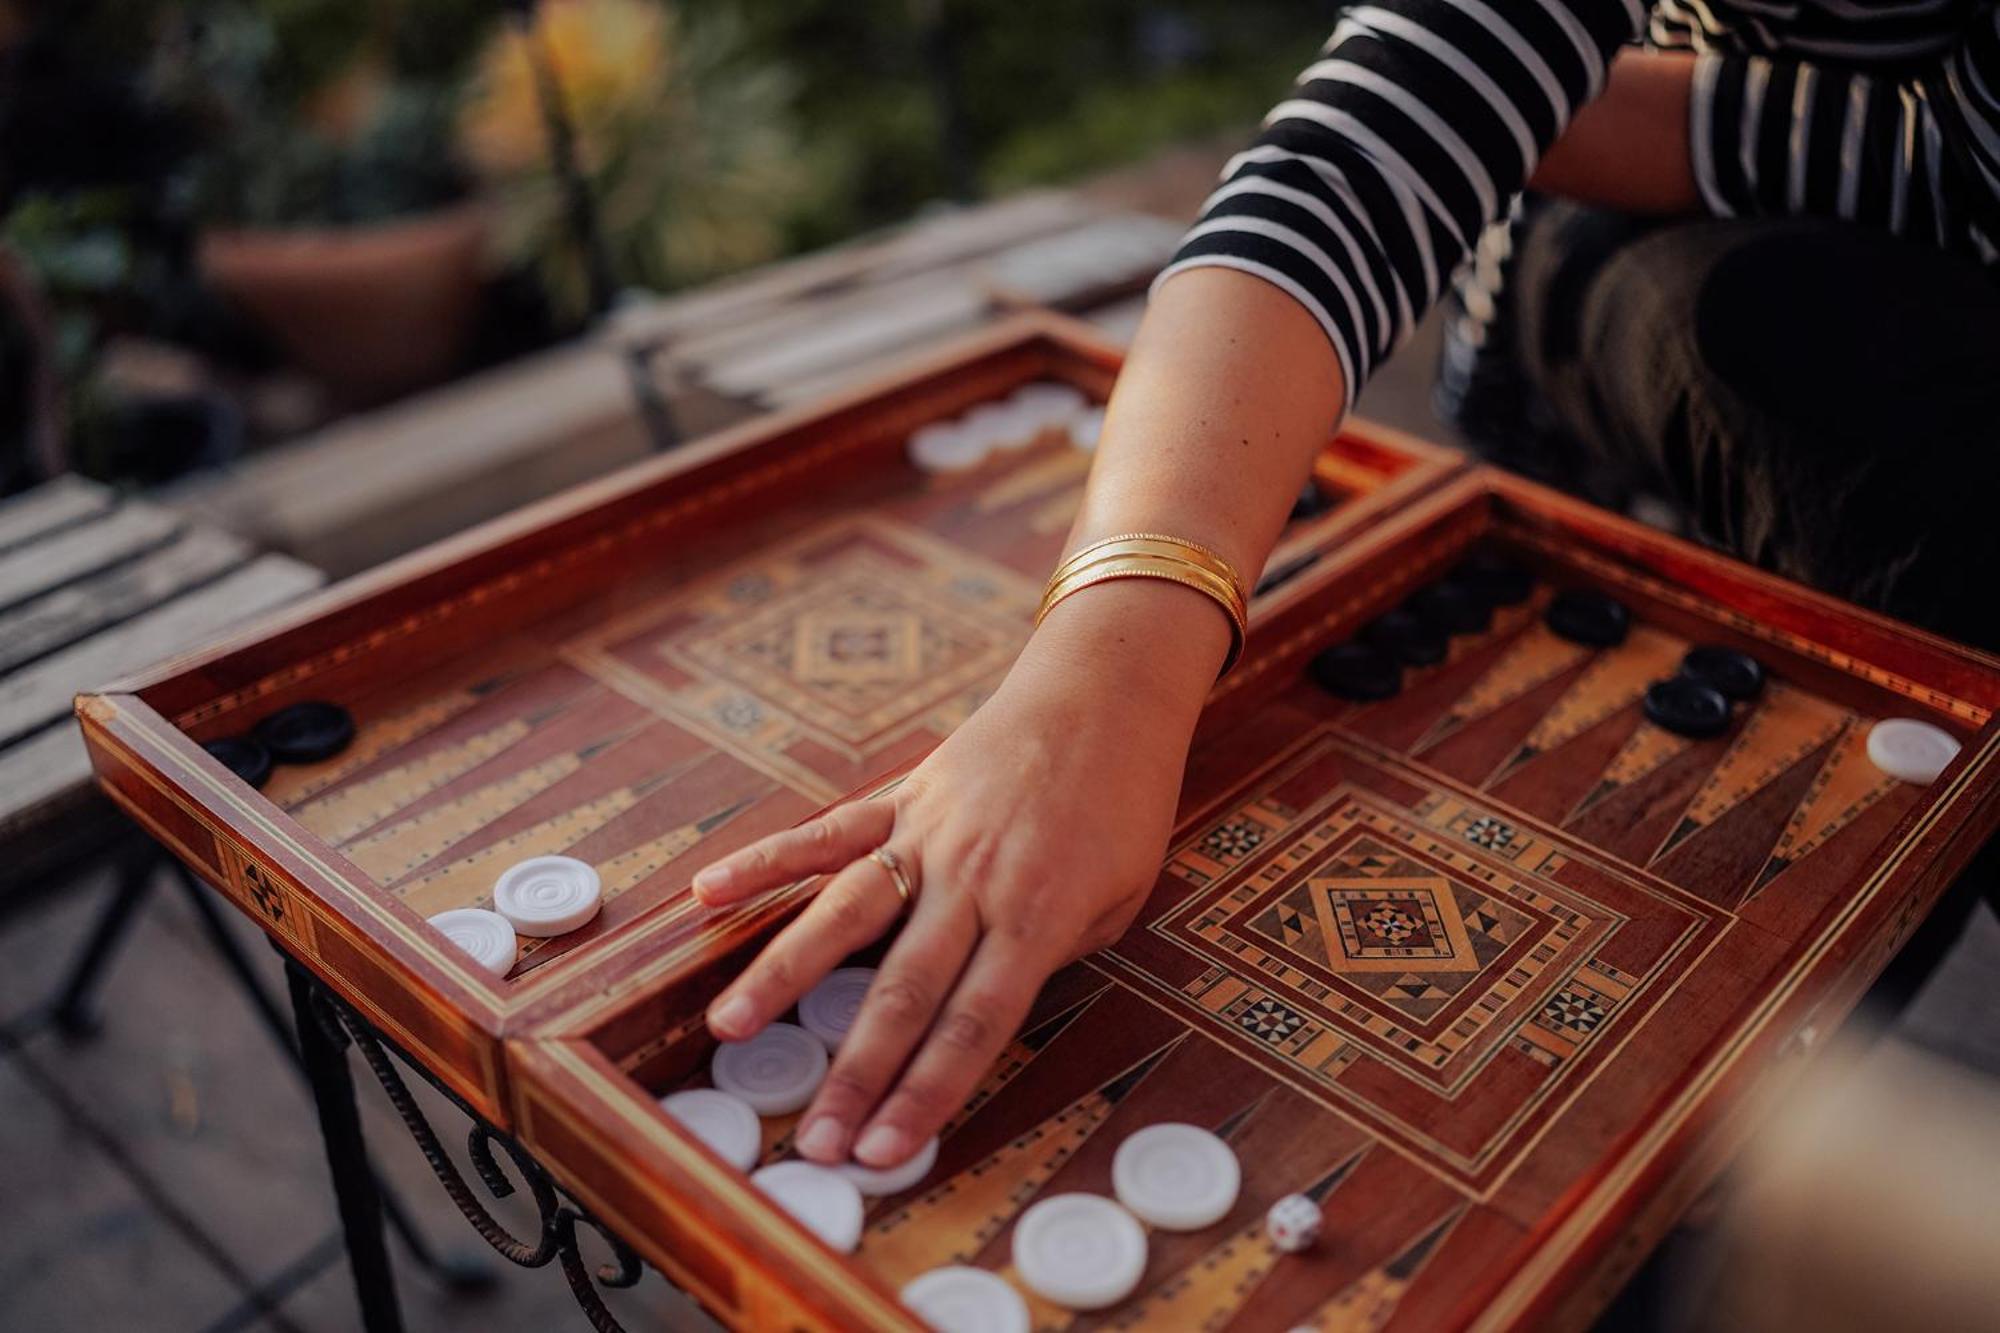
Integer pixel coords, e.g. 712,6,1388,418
1362,609,1448,667
253,701,356,765
1545,589,1631,647
1309,642,1403,701
1680,645,1765,701
1455,551,1534,606
1644,677,1733,739
1407,579,1493,636
202,737,274,789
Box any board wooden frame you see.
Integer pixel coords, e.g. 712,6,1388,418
83,312,2000,1329
498,467,2000,1333
75,312,1462,1127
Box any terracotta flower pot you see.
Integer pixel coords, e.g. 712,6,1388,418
200,204,487,404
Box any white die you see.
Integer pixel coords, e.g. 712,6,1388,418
1266,1193,1322,1252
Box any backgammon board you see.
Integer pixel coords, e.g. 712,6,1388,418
80,315,2000,1331
73,313,1455,1128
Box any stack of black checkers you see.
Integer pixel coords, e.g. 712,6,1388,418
1308,551,1534,702
200,700,356,789
1641,645,1765,738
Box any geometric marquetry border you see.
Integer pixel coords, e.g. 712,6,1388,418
1104,728,1728,1191
1158,802,1605,1087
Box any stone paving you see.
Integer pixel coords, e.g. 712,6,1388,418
0,865,715,1332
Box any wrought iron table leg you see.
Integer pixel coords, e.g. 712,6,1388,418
294,972,640,1330
174,862,301,1057
50,845,157,1037
287,959,406,1333
169,865,495,1290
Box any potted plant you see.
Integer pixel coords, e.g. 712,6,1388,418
458,0,818,324
156,2,491,403
0,187,250,487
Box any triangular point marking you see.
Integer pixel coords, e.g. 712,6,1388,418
1306,1143,1372,1203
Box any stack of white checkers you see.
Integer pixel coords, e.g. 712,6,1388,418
425,854,604,977
648,970,944,1259
905,381,1105,473
654,967,1311,1331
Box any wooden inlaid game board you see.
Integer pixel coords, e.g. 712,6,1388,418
75,314,1456,1126
81,317,2000,1330
501,469,2000,1330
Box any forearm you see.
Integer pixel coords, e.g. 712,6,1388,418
1531,49,1699,215
1021,267,1348,722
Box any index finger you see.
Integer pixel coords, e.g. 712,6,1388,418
692,798,895,906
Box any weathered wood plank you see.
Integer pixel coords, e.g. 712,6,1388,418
0,503,183,613
0,476,113,556
0,555,320,747
0,721,95,836
165,344,648,569
1077,294,1149,347
974,214,1184,308
162,197,1133,577
693,275,992,399
609,191,1096,345
0,527,252,674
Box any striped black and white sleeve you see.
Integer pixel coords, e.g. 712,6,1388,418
1155,1,1646,401
1689,7,2000,264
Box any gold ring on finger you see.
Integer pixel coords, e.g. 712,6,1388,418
867,846,917,909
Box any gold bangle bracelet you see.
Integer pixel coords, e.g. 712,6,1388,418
1036,554,1242,626
1035,552,1248,676
1049,533,1246,604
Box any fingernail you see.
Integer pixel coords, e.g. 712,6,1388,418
855,1125,908,1167
693,864,733,896
709,995,754,1038
797,1117,846,1162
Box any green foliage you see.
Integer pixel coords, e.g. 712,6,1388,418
466,3,823,319
2,191,139,382
677,0,1332,243
148,2,485,227
982,46,1316,192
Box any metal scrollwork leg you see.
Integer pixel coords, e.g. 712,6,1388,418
302,978,639,1331
287,963,406,1333
556,1209,644,1333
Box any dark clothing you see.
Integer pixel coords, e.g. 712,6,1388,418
1458,198,2000,652
1443,206,2000,1333
1164,3,2000,413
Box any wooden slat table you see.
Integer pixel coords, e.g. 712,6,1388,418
164,192,1187,579
0,476,319,899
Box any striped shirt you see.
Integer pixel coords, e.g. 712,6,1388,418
1160,1,2000,402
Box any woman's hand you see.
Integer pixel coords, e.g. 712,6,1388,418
693,268,1346,1169
692,579,1222,1169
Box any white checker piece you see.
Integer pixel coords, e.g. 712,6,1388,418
800,966,875,1050
492,855,602,937
751,1161,863,1253
426,908,516,977
1867,718,1962,784
658,1089,761,1172
835,1134,938,1196
1111,1122,1240,1231
901,1265,1031,1333
711,1022,827,1116
1011,1194,1148,1311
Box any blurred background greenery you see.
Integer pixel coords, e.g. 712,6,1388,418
0,0,1330,490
